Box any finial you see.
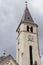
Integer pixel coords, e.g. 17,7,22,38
3,50,6,56
25,1,28,7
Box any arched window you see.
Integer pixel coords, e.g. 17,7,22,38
30,27,33,33
27,26,29,32
29,46,33,65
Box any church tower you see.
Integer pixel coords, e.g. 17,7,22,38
16,2,41,65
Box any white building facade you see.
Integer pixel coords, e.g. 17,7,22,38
16,4,41,65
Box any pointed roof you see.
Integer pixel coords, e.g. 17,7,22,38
21,6,34,22
0,55,19,65
16,4,38,32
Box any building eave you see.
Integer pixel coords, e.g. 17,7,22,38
16,21,38,32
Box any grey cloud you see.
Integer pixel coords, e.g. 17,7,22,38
0,0,43,62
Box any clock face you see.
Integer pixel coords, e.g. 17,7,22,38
28,35,33,41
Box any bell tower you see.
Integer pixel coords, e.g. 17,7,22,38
16,2,41,65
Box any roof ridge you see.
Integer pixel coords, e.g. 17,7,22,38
0,55,19,65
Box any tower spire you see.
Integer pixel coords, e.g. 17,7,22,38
21,1,34,22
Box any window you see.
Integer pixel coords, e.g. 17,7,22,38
29,46,33,65
30,27,33,33
34,61,37,65
28,17,29,19
18,40,19,45
27,26,29,32
18,48,20,62
18,42,19,45
21,53,23,56
18,39,20,45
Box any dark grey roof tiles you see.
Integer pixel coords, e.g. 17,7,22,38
21,6,34,23
0,56,6,62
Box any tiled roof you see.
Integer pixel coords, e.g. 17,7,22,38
21,6,34,22
0,55,18,65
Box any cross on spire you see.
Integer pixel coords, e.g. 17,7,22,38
25,1,28,7
3,50,6,56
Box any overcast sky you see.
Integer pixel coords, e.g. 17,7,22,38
0,0,43,64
